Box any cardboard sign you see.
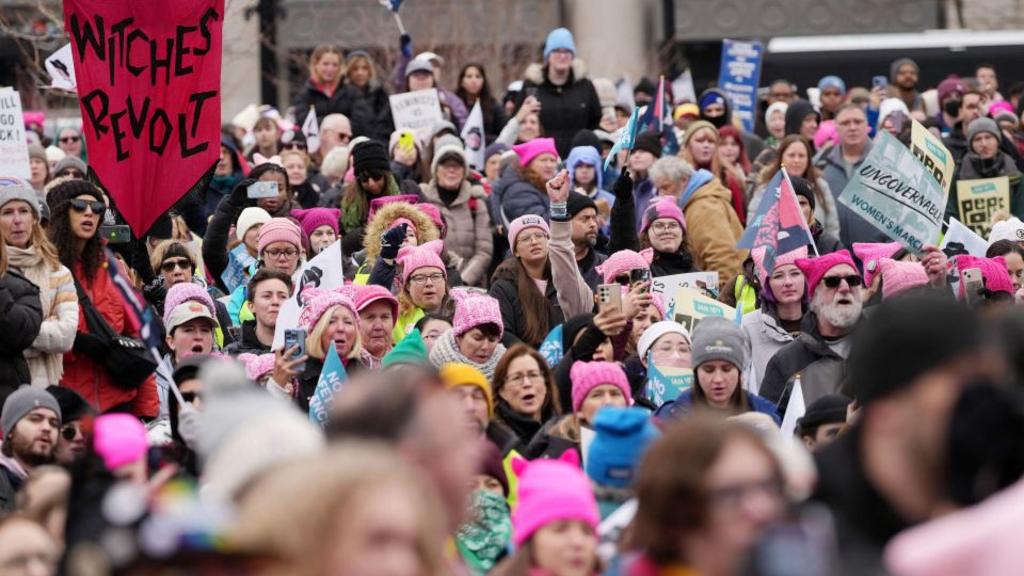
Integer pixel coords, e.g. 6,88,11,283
838,131,946,254
717,39,763,133
0,89,31,179
64,0,224,235
650,271,720,311
389,89,443,142
667,287,737,334
957,177,1011,239
910,119,955,194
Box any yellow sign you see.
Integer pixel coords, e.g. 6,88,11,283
669,287,737,333
957,177,1011,239
910,120,956,196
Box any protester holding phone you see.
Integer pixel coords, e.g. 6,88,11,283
340,140,421,256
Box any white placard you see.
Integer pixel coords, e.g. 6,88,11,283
0,88,31,179
389,89,443,142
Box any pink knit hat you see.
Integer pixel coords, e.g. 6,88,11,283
570,361,632,413
354,284,399,319
751,245,809,291
415,203,445,236
93,414,148,471
956,255,1014,298
510,450,600,547
640,197,686,234
297,287,359,333
238,353,276,381
648,292,666,320
163,283,216,327
878,258,929,300
290,208,340,239
513,137,559,167
813,120,840,150
595,249,654,284
451,289,503,338
397,239,446,285
795,250,859,299
852,242,902,288
257,217,303,254
506,214,550,248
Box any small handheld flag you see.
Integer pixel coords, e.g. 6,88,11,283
302,107,320,154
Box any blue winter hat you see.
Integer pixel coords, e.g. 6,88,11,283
566,145,603,191
544,27,576,59
585,407,660,489
817,75,846,94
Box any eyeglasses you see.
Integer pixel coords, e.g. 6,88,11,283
160,258,192,272
264,247,299,258
61,422,80,441
821,274,863,289
282,141,307,151
650,221,681,233
409,272,445,285
516,232,548,245
69,198,105,215
506,371,543,384
357,170,386,183
60,136,81,143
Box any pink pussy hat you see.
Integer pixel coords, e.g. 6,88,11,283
397,239,446,286
852,242,901,288
451,288,503,338
511,450,600,547
795,249,859,299
878,258,929,300
513,137,559,167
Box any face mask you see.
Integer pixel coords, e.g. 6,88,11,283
456,490,512,572
943,99,961,117
705,114,728,129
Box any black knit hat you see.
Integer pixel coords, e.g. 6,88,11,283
796,393,851,434
46,385,93,423
633,132,663,158
46,178,103,215
570,129,602,151
567,192,597,219
352,140,391,174
563,313,596,350
789,175,816,211
848,293,983,405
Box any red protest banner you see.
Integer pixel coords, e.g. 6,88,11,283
64,0,224,236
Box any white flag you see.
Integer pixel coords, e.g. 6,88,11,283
779,376,806,440
45,44,77,93
460,101,485,170
940,217,988,258
302,107,320,155
672,69,696,104
272,240,344,350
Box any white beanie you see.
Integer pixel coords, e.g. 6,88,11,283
988,216,1024,245
236,207,272,242
764,101,788,129
637,321,691,361
877,98,910,129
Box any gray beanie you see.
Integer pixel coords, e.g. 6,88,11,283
967,117,1001,147
690,317,749,371
53,155,87,177
889,57,919,84
2,386,61,438
0,177,41,218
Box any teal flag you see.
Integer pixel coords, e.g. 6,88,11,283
309,343,347,427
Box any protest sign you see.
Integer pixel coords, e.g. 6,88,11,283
273,240,345,349
838,131,946,254
717,39,763,133
956,177,1011,238
940,217,989,259
538,324,564,368
461,100,485,170
646,356,693,407
309,343,347,427
667,288,737,334
0,89,31,179
389,90,443,142
64,0,224,236
650,271,720,310
302,107,320,154
45,44,78,92
910,119,955,194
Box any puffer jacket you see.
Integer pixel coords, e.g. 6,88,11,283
419,179,493,287
759,312,854,419
335,81,393,141
679,169,746,282
491,168,549,228
654,389,781,425
515,60,602,158
62,262,159,417
0,269,43,407
291,78,347,124
354,201,442,285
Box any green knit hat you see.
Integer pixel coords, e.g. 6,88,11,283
382,329,430,368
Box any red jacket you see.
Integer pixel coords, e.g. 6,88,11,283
60,260,158,418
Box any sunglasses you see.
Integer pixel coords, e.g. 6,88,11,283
181,391,198,404
161,258,192,272
60,136,81,143
821,274,863,289
58,169,85,179
357,170,386,183
283,141,307,151
61,422,80,441
69,198,105,215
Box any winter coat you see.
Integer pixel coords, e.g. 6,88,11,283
742,308,801,393
339,176,421,256
224,321,271,356
419,179,493,287
0,269,42,405
654,389,781,425
516,61,602,157
947,151,1024,222
493,400,553,449
334,82,394,142
291,78,347,124
577,246,608,291
62,261,159,417
488,263,565,349
679,170,746,282
816,140,890,246
6,247,77,388
650,250,698,278
759,312,853,419
491,168,549,228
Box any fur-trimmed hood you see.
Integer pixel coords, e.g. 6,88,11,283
523,59,589,86
361,202,440,262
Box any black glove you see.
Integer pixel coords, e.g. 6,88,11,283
380,223,408,260
612,167,633,201
228,178,257,208
400,34,413,59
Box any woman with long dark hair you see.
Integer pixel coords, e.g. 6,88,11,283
491,344,562,448
47,179,158,417
748,135,840,238
456,63,506,144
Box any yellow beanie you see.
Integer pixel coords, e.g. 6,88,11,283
439,363,493,417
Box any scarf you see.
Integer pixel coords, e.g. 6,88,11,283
340,174,400,232
7,245,68,385
429,330,506,382
455,490,512,574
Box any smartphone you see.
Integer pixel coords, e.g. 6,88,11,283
247,180,279,199
597,283,622,312
961,267,984,305
525,86,538,99
872,75,888,90
629,267,651,285
283,328,307,371
100,224,131,244
398,131,415,154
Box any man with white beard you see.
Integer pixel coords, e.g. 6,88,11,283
759,250,864,418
